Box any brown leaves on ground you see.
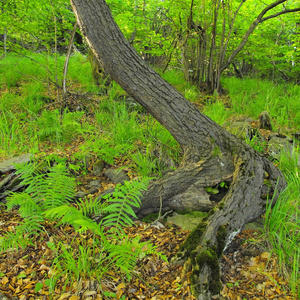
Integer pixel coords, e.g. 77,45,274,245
0,206,297,300
220,230,296,300
0,206,195,300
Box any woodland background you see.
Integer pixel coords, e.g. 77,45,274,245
0,0,299,299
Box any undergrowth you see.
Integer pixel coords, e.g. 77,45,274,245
1,52,299,297
0,163,166,295
265,148,300,297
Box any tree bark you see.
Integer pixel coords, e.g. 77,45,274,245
70,0,287,298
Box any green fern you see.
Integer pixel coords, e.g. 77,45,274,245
0,162,166,291
1,162,75,252
77,196,107,218
102,178,150,235
37,109,84,143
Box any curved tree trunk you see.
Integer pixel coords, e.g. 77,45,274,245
70,0,287,298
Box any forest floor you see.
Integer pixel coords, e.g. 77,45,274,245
0,63,299,299
0,169,297,299
0,202,296,300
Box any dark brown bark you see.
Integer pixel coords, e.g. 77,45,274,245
70,1,287,299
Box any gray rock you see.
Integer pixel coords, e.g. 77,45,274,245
226,121,255,140
75,191,88,199
0,173,24,202
167,212,206,231
0,153,31,174
258,111,272,130
0,292,17,300
89,180,102,188
244,217,264,231
292,132,300,141
268,136,300,165
104,169,130,184
88,187,99,194
0,292,10,300
268,136,293,158
92,160,105,175
168,184,213,212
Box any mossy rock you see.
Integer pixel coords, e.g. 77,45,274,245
167,212,208,231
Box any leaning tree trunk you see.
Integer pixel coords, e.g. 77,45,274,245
70,0,287,298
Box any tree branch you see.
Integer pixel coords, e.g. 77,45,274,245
261,7,300,22
220,0,296,73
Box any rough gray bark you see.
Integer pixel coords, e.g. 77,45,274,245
70,0,287,298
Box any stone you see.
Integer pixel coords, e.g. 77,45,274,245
92,160,105,175
167,212,206,231
226,121,255,140
0,153,31,174
89,180,102,188
258,111,272,130
0,292,10,300
75,191,88,199
292,132,300,141
88,187,99,194
104,168,130,184
168,184,213,212
268,136,293,158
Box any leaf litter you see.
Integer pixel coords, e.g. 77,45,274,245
0,204,297,300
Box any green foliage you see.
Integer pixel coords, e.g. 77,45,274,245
223,77,300,129
102,179,149,235
203,100,229,126
1,162,74,252
67,53,99,92
264,148,300,297
0,99,37,156
0,162,165,291
110,101,142,144
37,109,84,143
131,148,158,177
245,135,267,154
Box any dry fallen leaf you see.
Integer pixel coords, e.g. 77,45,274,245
58,293,71,300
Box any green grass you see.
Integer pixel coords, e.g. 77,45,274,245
265,148,300,297
222,77,300,129
203,100,230,126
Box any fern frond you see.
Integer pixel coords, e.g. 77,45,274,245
102,178,150,235
0,229,33,252
77,197,106,217
41,163,75,209
44,205,103,236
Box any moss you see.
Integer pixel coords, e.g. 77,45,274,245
218,202,225,210
216,224,227,257
207,207,216,217
142,213,159,223
207,201,225,218
178,219,208,258
175,209,208,218
191,248,222,296
212,145,222,158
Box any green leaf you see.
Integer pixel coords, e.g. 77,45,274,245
44,279,51,287
35,282,43,293
211,188,219,195
17,272,27,279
